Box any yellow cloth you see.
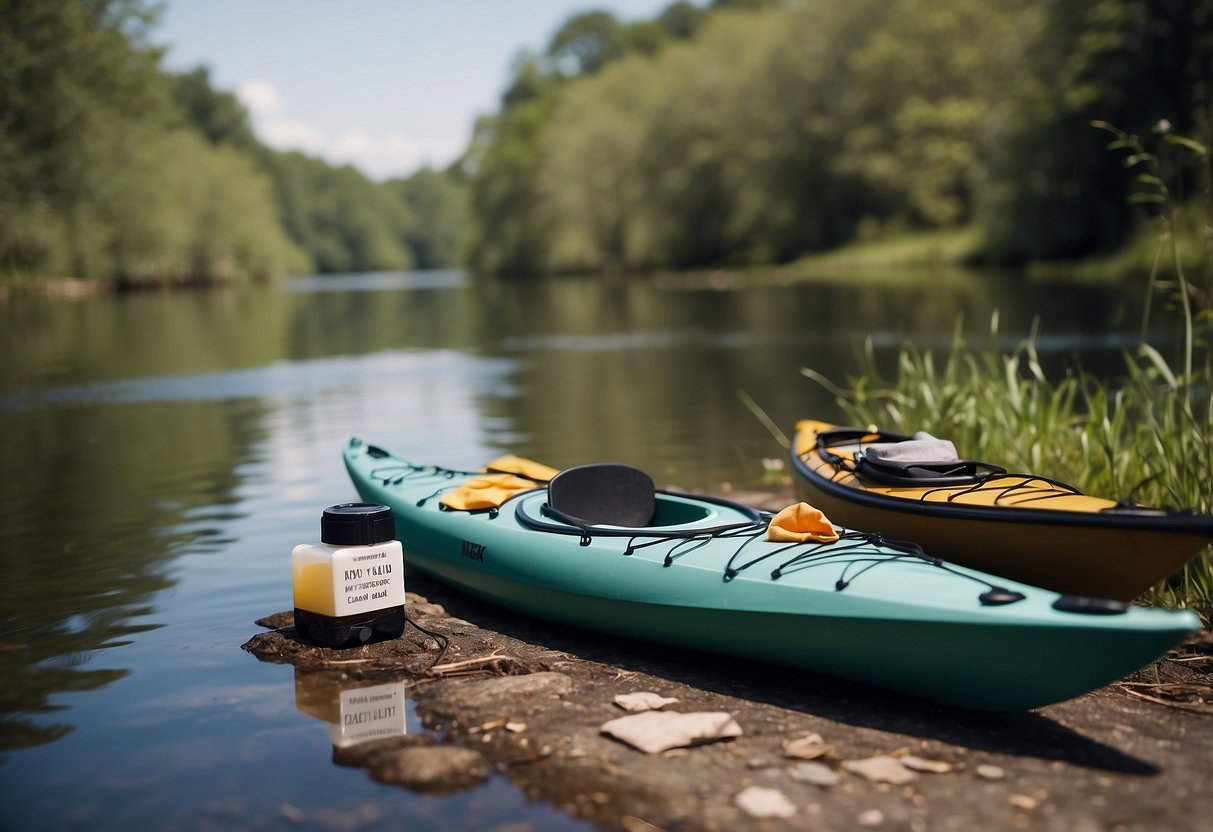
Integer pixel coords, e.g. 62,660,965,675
439,473,542,511
767,502,839,543
483,454,560,483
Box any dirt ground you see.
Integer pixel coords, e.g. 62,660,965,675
244,488,1213,832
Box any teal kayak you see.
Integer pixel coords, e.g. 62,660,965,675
343,437,1201,711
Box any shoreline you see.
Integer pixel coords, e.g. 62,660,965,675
246,557,1212,831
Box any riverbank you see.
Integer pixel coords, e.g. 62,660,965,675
244,486,1213,832
245,582,1211,831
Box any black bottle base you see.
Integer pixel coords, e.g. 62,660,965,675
293,606,405,648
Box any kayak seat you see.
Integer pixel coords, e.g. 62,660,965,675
547,463,656,527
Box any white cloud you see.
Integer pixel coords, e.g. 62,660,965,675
235,79,283,118
234,79,459,180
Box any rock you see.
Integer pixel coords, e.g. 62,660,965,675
735,786,796,819
428,672,574,720
976,764,1006,781
787,761,842,787
783,732,834,760
614,692,680,712
600,711,742,754
900,755,954,774
857,808,886,826
366,745,489,792
1008,793,1039,810
843,756,920,785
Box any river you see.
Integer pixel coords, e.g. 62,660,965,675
0,268,1149,829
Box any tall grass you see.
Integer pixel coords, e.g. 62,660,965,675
810,120,1212,616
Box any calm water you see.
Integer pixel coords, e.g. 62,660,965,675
0,268,1148,829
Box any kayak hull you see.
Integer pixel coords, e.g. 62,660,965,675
792,419,1213,602
344,437,1200,711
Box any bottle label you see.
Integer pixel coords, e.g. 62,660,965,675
332,544,405,617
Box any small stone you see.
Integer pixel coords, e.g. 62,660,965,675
614,692,680,712
600,711,742,754
1008,794,1039,811
366,745,489,792
857,808,885,826
787,761,841,787
900,755,954,774
976,764,1006,781
783,732,834,760
843,756,920,785
735,786,796,819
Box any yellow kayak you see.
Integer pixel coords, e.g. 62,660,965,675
791,419,1213,601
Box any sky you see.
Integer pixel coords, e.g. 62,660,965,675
155,0,675,181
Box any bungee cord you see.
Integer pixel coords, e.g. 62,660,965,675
361,447,1026,605
811,428,1091,508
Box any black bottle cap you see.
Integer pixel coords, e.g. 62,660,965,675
320,503,396,545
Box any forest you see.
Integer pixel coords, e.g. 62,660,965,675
0,0,466,285
1,0,1210,285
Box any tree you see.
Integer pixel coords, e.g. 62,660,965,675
170,66,258,150
0,0,173,277
547,11,628,76
979,0,1213,262
388,167,468,269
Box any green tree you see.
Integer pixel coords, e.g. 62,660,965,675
465,97,559,275
170,66,258,150
1,1,309,283
258,151,414,274
387,167,469,269
980,0,1213,262
658,2,706,39
547,11,628,76
537,58,661,272
0,0,172,277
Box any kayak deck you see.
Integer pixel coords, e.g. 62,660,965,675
791,419,1213,601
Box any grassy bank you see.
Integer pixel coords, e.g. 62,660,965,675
784,199,1208,284
786,228,983,275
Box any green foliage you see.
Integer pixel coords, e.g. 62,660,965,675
465,97,559,275
978,0,1213,262
386,167,469,269
658,2,706,39
257,151,415,274
467,0,1213,276
547,11,629,76
1,1,467,285
169,66,258,151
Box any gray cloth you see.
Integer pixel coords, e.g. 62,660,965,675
863,431,959,467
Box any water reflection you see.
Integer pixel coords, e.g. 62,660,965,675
294,668,413,752
0,398,265,754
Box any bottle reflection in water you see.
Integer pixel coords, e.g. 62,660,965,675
294,670,409,749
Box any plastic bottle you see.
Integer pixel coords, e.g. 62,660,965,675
292,503,405,647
